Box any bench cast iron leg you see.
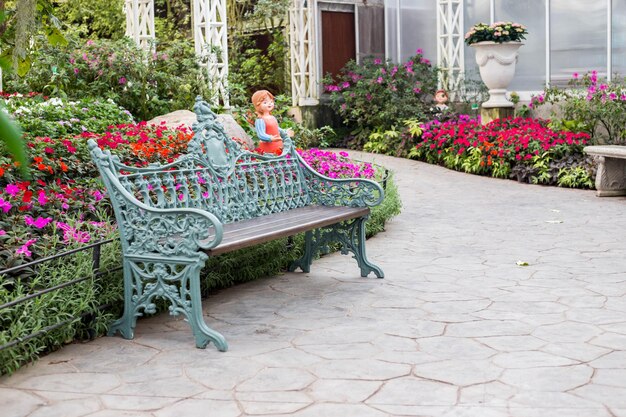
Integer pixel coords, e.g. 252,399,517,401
352,217,384,279
289,231,314,273
107,260,138,340
108,255,228,351
288,218,384,279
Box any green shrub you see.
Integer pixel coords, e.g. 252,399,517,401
323,52,438,146
531,70,626,145
4,37,213,121
2,93,134,139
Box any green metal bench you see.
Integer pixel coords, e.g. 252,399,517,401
88,97,384,351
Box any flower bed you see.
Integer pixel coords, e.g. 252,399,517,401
0,117,391,267
413,116,594,188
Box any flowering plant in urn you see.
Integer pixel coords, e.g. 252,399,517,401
466,22,528,108
465,22,528,45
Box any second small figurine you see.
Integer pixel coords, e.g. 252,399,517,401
251,90,294,154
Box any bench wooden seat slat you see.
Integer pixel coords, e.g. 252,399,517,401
209,206,370,255
88,97,385,351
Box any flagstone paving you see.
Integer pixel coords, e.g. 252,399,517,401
2,153,626,417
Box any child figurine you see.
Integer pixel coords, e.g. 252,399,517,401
251,90,294,154
433,89,449,112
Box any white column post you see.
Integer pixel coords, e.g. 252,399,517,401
193,0,230,108
437,0,464,93
289,0,319,106
124,0,155,51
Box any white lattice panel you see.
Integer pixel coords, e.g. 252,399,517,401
289,0,319,106
193,0,229,108
124,0,155,51
437,0,464,93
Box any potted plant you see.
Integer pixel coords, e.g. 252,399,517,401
465,22,528,108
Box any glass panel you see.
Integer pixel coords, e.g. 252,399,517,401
494,0,546,91
550,0,607,86
398,0,437,64
463,0,491,83
385,0,399,62
612,0,626,78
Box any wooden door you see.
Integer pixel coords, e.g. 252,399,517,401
321,11,356,79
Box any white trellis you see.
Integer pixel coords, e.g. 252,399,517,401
436,0,464,93
193,0,229,108
124,0,156,51
289,0,319,106
123,0,229,107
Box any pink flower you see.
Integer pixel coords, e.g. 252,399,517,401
416,48,423,54
0,230,6,236
38,190,47,206
55,222,91,244
16,239,37,257
0,197,11,213
376,77,383,84
25,216,53,229
119,77,127,85
92,190,103,201
573,72,579,79
374,58,382,65
5,184,19,196
74,68,79,74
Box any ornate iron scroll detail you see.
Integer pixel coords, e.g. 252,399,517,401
289,217,384,278
108,255,228,350
295,156,385,208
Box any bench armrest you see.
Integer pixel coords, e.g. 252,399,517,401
123,205,224,257
298,157,385,207
90,141,224,256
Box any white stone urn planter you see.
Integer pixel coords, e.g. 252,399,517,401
471,41,523,108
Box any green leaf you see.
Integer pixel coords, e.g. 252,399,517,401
17,57,32,77
0,109,30,178
46,27,68,47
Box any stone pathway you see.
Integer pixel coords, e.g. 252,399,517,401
2,153,626,417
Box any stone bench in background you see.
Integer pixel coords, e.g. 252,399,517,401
584,145,626,197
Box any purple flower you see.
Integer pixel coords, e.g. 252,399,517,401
119,77,127,85
374,58,382,65
74,68,79,74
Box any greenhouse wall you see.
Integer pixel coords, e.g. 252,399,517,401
386,0,626,95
